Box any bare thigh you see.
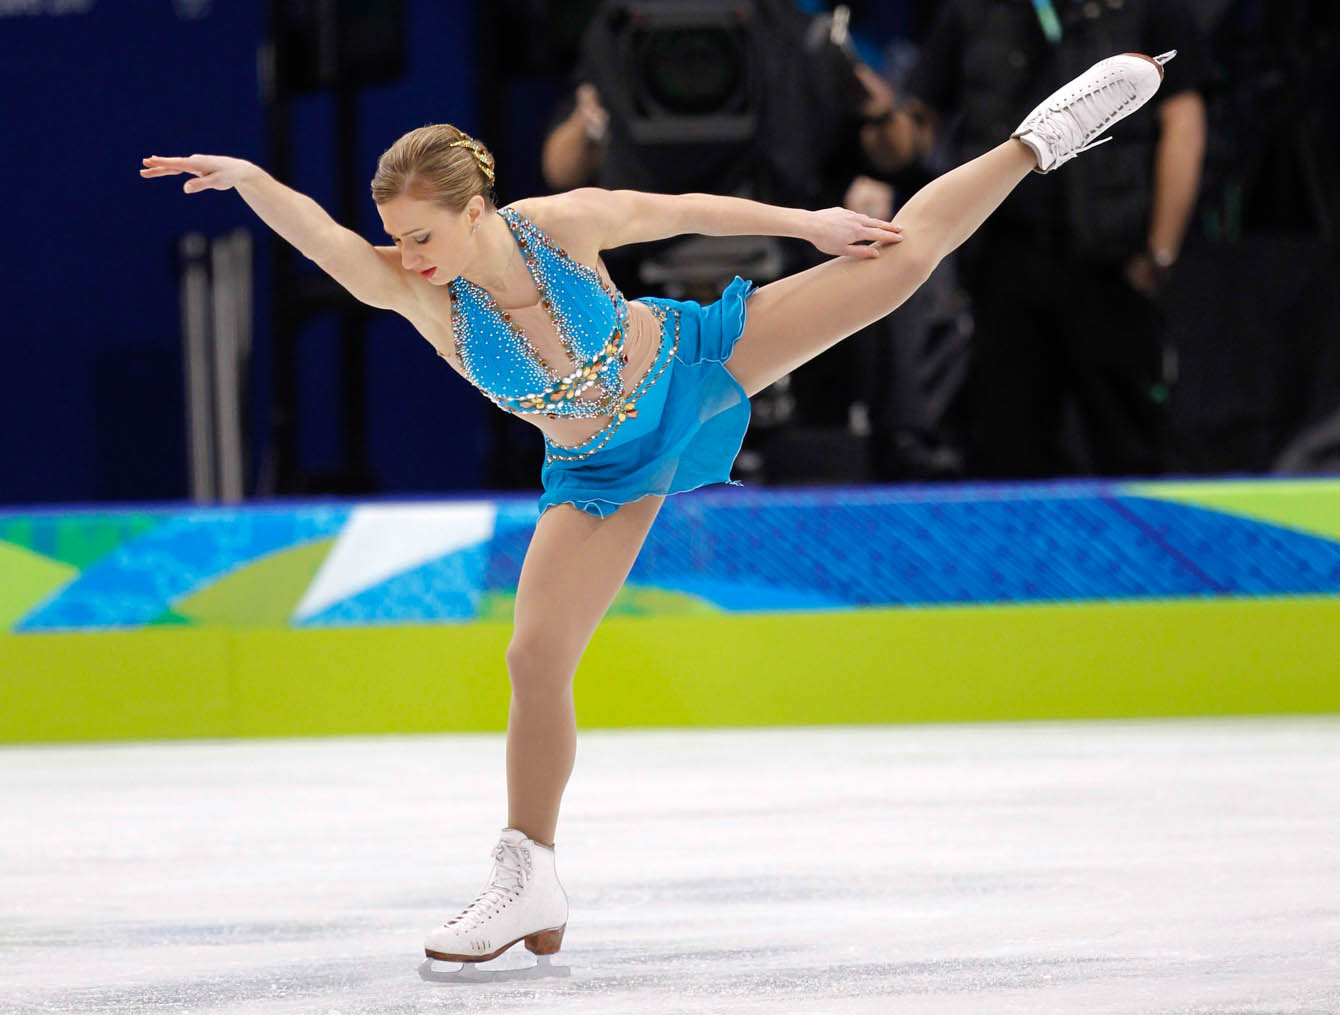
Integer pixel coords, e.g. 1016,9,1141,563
725,247,938,397
510,495,665,681
726,140,1036,396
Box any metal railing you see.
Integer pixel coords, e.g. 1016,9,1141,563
179,228,252,503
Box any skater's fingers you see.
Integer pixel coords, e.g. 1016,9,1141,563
141,157,185,176
145,155,211,175
183,174,215,194
861,226,898,244
862,217,901,234
845,243,881,259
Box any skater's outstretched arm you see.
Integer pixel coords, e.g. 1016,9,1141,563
141,154,416,313
532,187,903,261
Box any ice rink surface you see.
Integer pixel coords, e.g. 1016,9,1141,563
3,717,1338,1014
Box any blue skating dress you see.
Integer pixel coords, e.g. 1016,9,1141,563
446,208,755,518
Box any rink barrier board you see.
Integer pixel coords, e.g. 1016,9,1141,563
3,595,1338,743
4,479,1339,743
7,480,1340,634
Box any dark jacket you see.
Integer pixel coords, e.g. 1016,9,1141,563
906,0,1207,260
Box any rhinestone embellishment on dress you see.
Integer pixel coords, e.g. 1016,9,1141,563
447,209,632,420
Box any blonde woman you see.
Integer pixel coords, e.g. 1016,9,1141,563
143,52,1175,968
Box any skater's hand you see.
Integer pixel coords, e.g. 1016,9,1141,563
140,154,257,194
807,207,902,259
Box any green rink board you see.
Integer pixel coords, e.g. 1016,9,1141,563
3,597,1338,743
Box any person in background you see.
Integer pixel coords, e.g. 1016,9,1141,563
862,0,1208,478
541,1,925,475
542,81,610,194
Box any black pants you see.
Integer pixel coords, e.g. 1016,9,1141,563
959,236,1166,479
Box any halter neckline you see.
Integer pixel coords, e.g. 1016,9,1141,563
458,210,542,311
444,208,632,422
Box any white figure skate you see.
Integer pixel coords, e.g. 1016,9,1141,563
422,828,569,977
1013,50,1177,173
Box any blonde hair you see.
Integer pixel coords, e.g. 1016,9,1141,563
370,123,496,210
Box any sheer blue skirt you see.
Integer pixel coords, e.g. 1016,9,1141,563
538,276,756,518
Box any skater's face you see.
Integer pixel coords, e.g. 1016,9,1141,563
378,193,483,285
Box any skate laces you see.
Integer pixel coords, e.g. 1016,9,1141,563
445,839,532,931
1031,71,1138,158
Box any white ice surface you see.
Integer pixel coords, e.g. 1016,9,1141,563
2,718,1338,1013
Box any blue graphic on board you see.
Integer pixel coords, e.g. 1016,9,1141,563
624,487,1340,609
297,540,493,627
1113,496,1340,596
5,482,1340,631
481,504,539,595
16,507,350,632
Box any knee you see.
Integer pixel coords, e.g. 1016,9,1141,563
889,212,947,278
887,240,942,289
506,631,579,701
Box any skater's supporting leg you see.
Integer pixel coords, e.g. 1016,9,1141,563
505,495,664,846
726,139,1036,397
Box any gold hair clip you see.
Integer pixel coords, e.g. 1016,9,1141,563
447,136,495,184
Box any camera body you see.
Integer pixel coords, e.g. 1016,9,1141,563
580,0,862,202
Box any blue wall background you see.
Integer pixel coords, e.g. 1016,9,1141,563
0,0,491,506
6,2,1332,508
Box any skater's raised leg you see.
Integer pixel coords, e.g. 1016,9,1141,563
725,52,1173,396
724,139,1035,396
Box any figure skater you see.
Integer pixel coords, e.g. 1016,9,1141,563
142,51,1176,968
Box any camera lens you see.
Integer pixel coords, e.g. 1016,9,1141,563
639,29,742,115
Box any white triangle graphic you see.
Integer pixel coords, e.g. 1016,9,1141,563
293,502,497,621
